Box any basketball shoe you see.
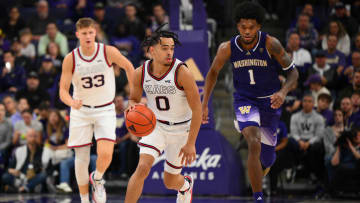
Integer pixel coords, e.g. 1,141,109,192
89,171,106,203
176,175,194,203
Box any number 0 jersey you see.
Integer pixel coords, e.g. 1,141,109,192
142,58,192,123
230,31,293,99
71,43,115,106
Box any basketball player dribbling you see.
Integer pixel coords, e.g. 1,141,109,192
124,26,202,203
202,2,299,203
59,18,135,203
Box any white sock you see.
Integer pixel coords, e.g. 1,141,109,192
94,170,104,180
179,178,190,192
80,193,89,202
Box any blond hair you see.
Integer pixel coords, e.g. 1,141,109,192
76,17,96,30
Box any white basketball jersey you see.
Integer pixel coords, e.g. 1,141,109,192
71,43,115,106
142,58,192,122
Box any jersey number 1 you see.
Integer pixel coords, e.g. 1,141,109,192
248,69,256,85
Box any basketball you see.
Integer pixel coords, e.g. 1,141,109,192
125,105,156,137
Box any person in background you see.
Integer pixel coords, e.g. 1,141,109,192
324,34,346,78
46,41,63,70
1,6,26,41
3,95,17,118
19,28,36,61
308,50,336,90
0,103,13,166
304,74,331,108
28,0,55,41
0,51,27,94
38,22,69,58
10,97,31,126
38,55,59,90
317,93,333,126
321,20,350,56
1,129,47,193
13,109,43,146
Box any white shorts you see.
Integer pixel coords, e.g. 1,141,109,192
138,120,190,174
68,103,116,148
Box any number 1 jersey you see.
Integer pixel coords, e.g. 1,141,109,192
230,31,283,99
142,58,192,123
71,43,115,106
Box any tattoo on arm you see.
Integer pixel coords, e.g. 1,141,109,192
269,37,292,68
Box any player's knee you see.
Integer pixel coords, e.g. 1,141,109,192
163,173,177,190
135,163,152,179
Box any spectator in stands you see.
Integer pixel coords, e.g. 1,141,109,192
353,33,360,52
150,3,169,32
28,0,55,41
317,93,333,126
327,129,360,193
321,20,350,56
337,69,360,107
68,0,94,23
330,2,358,38
15,71,51,111
351,91,360,114
94,22,109,44
340,97,360,130
325,35,346,75
46,41,63,70
302,4,321,31
286,32,312,80
42,110,72,181
48,0,69,9
279,94,325,183
37,102,50,136
268,121,289,195
93,2,113,35
308,50,336,89
2,95,17,117
304,74,331,108
0,103,12,159
38,55,58,90
1,128,47,193
286,13,318,51
114,3,146,41
1,6,26,41
280,80,302,130
343,51,360,83
38,22,69,58
13,109,43,146
10,39,32,73
323,109,344,185
10,97,30,126
0,29,11,56
19,28,36,61
0,51,27,94
351,0,360,23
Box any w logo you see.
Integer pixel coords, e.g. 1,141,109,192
238,106,251,114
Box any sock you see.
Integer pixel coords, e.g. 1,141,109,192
253,192,263,203
80,193,89,203
94,170,104,181
179,177,190,192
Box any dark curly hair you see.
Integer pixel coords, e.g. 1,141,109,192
141,24,181,51
233,1,266,25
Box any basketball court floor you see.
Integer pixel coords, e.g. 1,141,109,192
0,194,359,203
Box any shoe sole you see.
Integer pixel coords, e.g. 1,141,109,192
184,175,194,203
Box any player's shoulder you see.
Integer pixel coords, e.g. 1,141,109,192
265,34,283,54
219,41,231,50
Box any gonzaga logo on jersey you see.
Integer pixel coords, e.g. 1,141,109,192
151,147,222,181
144,84,176,95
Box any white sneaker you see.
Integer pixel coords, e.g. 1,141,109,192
56,182,73,193
176,175,194,203
89,171,106,203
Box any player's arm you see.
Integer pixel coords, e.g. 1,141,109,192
177,65,202,166
105,45,135,92
266,36,299,109
59,53,82,109
202,41,231,122
126,67,143,111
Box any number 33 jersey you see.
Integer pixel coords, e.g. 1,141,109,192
142,58,192,123
71,43,115,106
230,31,290,99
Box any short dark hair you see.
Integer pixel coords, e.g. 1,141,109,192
233,1,266,25
21,109,33,115
318,93,332,103
141,24,181,51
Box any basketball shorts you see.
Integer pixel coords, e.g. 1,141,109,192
68,103,116,148
138,120,191,174
234,96,281,146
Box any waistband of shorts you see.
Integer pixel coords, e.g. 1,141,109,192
82,101,113,109
157,119,191,126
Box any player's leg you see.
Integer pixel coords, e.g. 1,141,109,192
125,154,155,203
125,123,165,203
163,131,193,203
68,110,94,203
91,107,117,203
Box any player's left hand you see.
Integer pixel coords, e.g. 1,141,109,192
270,91,286,109
179,143,196,166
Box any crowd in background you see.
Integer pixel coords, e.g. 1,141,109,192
0,0,359,198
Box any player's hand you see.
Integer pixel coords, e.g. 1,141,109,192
124,103,144,116
270,91,285,109
201,104,209,124
71,100,82,109
179,143,196,166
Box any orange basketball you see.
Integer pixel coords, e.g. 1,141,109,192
125,105,156,137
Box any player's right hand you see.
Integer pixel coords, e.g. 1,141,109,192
71,100,82,109
201,104,209,124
